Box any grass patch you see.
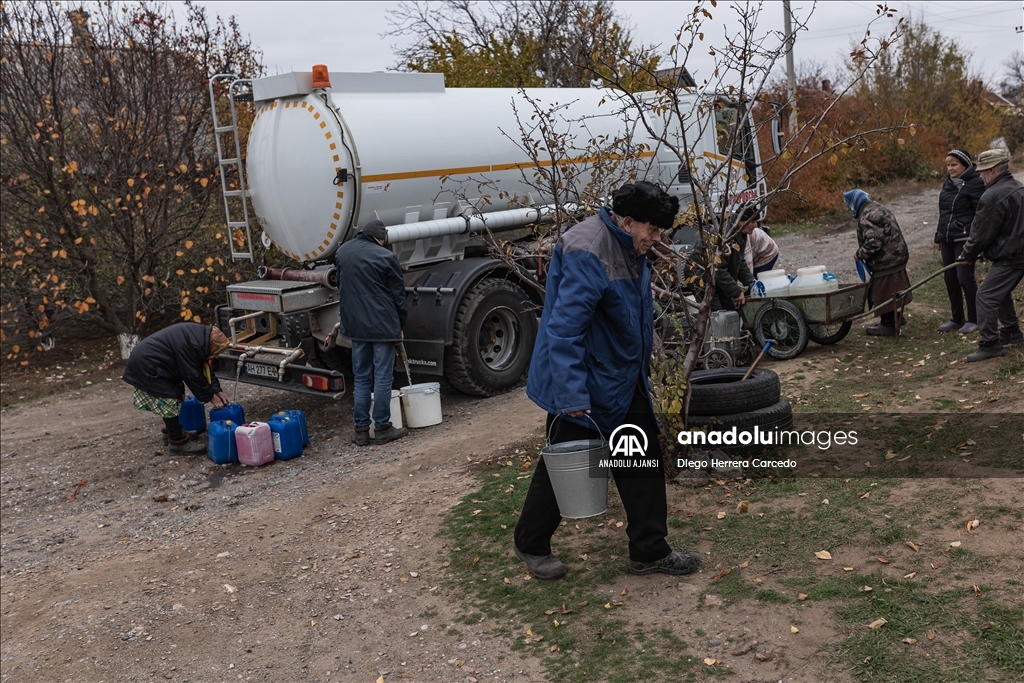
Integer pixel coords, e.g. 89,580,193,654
831,577,1024,682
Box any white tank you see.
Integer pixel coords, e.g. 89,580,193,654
244,71,718,263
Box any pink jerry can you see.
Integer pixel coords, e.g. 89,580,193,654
234,422,274,467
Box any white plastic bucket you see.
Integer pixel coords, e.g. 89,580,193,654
368,390,403,437
400,383,442,428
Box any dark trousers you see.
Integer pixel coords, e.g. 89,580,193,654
514,389,671,563
976,264,1024,346
940,242,978,324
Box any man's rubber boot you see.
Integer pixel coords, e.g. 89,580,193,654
966,343,1006,362
373,425,408,445
167,433,206,455
866,324,898,336
352,428,370,446
513,543,567,580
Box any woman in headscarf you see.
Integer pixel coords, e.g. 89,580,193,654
123,323,232,453
934,148,985,334
844,189,913,336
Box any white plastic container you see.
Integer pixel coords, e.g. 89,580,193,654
368,390,403,438
752,269,791,297
400,383,442,428
789,266,839,296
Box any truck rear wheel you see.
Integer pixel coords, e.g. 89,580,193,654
445,278,537,396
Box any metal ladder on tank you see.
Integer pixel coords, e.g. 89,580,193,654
208,74,255,261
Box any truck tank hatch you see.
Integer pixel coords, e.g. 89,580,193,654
228,280,335,313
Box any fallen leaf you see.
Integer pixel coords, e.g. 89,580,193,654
927,629,936,640
858,491,870,499
549,644,559,652
544,609,555,615
738,560,749,568
798,593,808,601
703,657,720,666
790,625,799,633
931,562,941,569
553,620,560,627
753,578,763,584
604,602,611,609
736,500,749,514
377,676,385,683
503,577,510,585
868,618,887,629
620,588,628,596
972,584,982,596
612,600,624,606
877,557,890,564
717,511,727,519
821,498,829,505
852,392,869,398
525,629,533,636
902,637,917,644
948,541,961,549
472,556,480,565
904,572,917,579
861,585,873,592
843,567,855,572
815,550,833,560
562,604,575,614
965,519,980,533
885,451,899,460
712,568,732,581
578,600,588,607
905,541,920,553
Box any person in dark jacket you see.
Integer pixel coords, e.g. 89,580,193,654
935,148,985,333
515,181,700,580
692,207,755,311
844,189,913,336
122,323,231,454
957,149,1024,361
334,219,408,445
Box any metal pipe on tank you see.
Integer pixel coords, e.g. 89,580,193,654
384,205,558,244
257,265,338,289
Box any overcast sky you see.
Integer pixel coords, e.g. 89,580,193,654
189,1,1022,84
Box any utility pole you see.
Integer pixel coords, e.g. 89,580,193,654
783,0,797,134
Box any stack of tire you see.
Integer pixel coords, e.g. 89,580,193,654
686,368,792,455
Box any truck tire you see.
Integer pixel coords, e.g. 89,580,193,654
685,399,794,454
687,368,781,417
445,278,537,396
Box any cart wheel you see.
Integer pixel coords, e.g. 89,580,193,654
753,300,808,360
703,348,733,370
808,321,852,345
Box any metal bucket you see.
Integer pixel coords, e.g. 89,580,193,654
542,416,609,519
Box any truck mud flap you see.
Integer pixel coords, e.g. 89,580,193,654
214,354,346,399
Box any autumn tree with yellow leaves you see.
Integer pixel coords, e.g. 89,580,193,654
0,1,261,362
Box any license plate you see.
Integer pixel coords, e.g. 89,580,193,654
243,362,278,378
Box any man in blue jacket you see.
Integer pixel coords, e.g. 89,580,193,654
514,181,700,579
335,219,408,445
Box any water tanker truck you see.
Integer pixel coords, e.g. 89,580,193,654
207,66,765,398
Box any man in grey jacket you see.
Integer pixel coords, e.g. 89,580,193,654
958,149,1024,361
335,219,409,444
